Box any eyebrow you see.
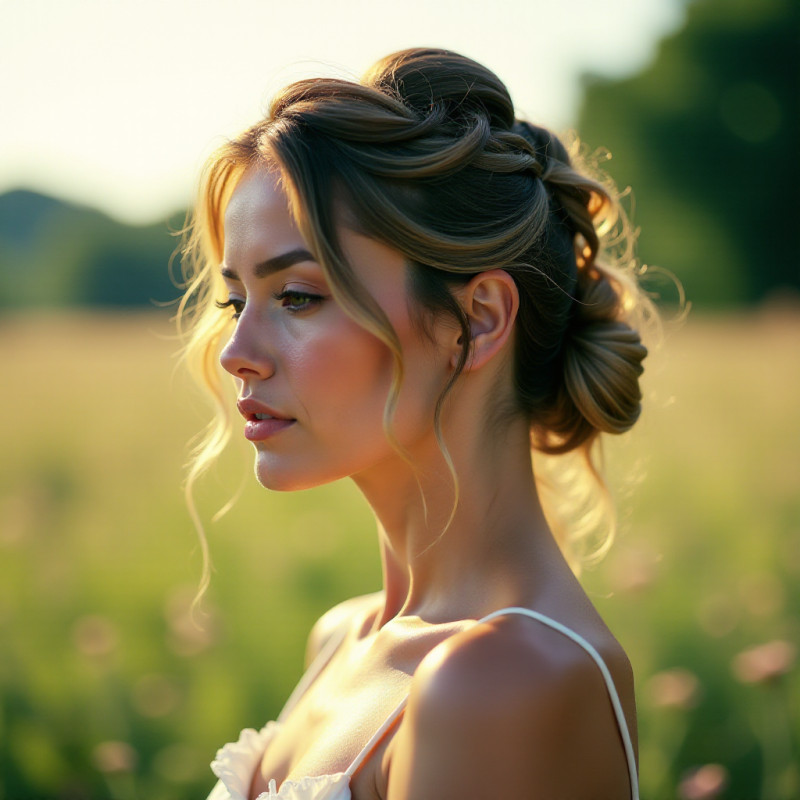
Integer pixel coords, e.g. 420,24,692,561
220,248,316,281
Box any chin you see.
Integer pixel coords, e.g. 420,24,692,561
254,467,311,493
253,455,341,493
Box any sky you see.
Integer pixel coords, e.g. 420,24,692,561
1,0,686,225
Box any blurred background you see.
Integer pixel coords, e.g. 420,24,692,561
1,0,798,797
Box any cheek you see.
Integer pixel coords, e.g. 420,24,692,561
283,319,395,418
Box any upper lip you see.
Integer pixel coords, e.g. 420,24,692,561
237,397,294,421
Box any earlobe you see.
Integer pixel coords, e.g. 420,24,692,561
454,270,518,372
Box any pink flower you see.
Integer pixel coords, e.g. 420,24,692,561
644,668,700,710
732,640,796,684
608,546,660,593
92,741,137,774
678,764,729,800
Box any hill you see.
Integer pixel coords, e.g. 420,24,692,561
0,190,186,308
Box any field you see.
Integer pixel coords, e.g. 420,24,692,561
1,309,798,799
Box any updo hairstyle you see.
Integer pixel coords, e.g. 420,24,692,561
177,48,652,570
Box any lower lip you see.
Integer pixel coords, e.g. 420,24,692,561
244,418,296,441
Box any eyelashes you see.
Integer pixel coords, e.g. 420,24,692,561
215,290,325,319
215,298,245,319
273,289,325,311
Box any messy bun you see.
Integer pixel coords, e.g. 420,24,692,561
503,120,647,455
562,267,647,440
178,47,655,573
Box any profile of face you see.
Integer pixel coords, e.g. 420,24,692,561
218,168,455,492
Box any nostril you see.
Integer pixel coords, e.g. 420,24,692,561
219,340,275,380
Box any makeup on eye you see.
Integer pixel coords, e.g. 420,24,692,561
215,287,327,319
215,297,245,319
216,246,332,320
272,289,326,311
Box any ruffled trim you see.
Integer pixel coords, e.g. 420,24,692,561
261,773,350,799
209,722,351,800
211,722,279,800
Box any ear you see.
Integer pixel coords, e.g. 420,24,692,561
452,269,518,371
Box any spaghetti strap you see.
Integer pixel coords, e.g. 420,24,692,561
342,607,639,800
344,695,408,778
277,622,351,724
476,607,640,800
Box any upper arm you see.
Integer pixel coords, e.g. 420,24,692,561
385,619,636,800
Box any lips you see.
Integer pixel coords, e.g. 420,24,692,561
237,397,296,441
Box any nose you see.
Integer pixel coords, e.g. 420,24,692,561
219,316,276,380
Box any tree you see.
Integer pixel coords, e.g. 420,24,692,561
0,190,184,308
577,0,799,306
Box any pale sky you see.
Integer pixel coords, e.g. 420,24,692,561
1,0,685,224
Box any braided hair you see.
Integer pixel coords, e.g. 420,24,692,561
178,47,653,570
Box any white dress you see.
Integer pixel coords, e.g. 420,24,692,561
206,607,640,800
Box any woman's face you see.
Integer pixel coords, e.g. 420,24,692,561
218,167,453,491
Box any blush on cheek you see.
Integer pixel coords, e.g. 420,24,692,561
298,323,394,400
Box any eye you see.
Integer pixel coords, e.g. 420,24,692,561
273,290,325,312
215,298,245,319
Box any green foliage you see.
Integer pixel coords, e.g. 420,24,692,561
577,0,799,306
5,0,798,316
0,310,798,798
5,0,799,317
0,190,185,309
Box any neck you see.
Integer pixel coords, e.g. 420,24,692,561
352,412,565,627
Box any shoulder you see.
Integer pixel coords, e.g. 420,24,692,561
304,592,384,667
386,612,636,799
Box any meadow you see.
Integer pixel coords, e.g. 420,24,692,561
1,309,798,800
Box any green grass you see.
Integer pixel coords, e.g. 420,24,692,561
1,309,798,799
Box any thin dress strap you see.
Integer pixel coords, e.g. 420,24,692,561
344,695,409,778
476,607,640,800
277,622,351,724
344,607,639,800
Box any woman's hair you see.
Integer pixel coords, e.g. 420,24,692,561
176,47,654,582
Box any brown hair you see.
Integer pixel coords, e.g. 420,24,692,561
177,47,653,583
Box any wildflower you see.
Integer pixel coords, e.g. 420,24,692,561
608,546,660,593
92,741,137,773
678,764,728,799
644,668,700,710
732,640,796,684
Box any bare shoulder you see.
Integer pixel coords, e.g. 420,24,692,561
304,591,384,667
386,613,636,799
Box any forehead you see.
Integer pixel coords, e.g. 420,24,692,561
221,165,411,306
223,168,305,264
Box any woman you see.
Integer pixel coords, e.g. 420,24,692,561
178,47,649,800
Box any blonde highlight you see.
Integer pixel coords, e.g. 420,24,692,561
176,47,657,585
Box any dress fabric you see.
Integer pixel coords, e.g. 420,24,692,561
206,607,640,800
